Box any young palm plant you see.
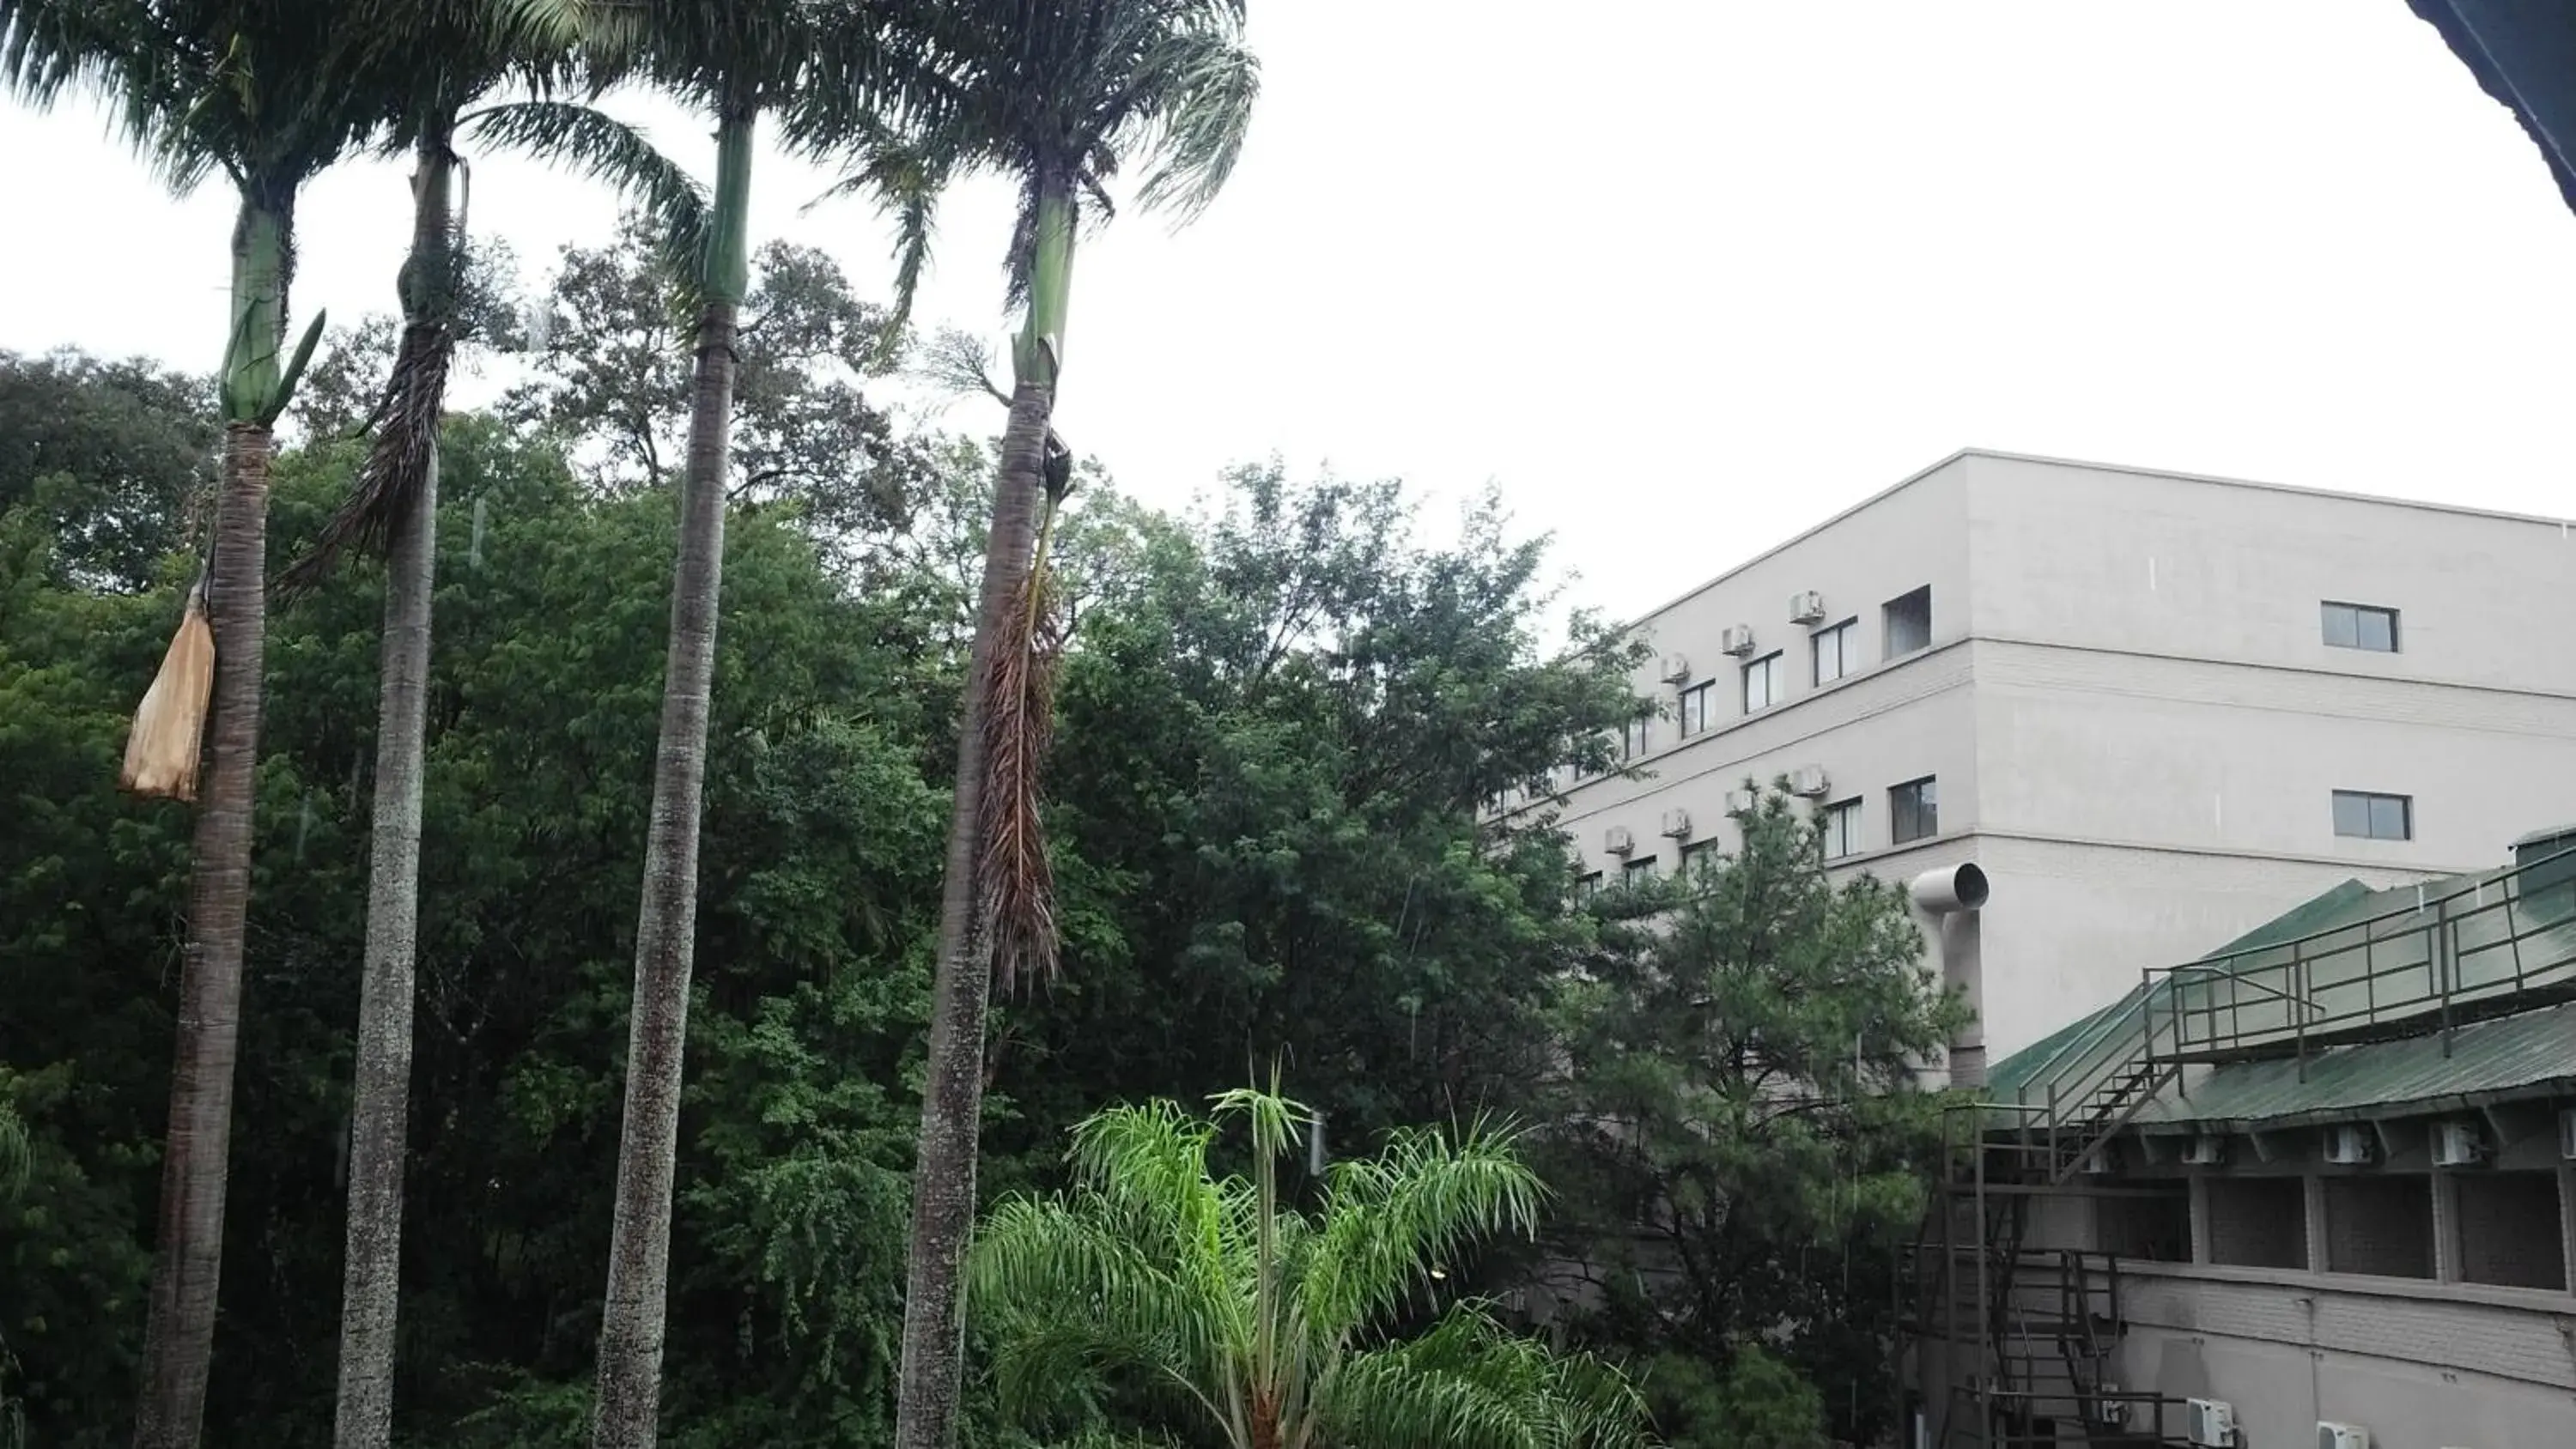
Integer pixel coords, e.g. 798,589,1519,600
790,7,1259,1442
973,1087,1653,1449
1,3,400,1444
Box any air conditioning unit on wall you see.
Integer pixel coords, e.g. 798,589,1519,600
2432,1120,2484,1168
1659,653,1691,684
1789,590,1827,623
1788,765,1829,797
2324,1125,2373,1165
1720,624,1756,656
1660,809,1692,840
2185,1398,2235,1448
2318,1422,2371,1449
1604,826,1635,857
1724,788,1757,815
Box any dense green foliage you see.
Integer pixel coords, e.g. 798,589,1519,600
973,1086,1649,1449
1541,793,1971,1446
0,340,1674,1445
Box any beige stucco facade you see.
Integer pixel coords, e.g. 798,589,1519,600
1528,450,2576,1062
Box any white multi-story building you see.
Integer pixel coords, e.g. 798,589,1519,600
1531,448,2576,1071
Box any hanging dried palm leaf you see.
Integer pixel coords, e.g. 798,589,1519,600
122,583,216,802
978,512,1066,995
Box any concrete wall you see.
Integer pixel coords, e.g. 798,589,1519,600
1960,452,2576,695
1969,640,2576,868
2116,1265,2576,1449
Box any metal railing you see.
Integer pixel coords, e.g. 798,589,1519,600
1987,846,2576,1166
2153,849,2576,1064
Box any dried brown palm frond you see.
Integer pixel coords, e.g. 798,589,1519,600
276,307,452,595
977,554,1065,995
122,583,216,802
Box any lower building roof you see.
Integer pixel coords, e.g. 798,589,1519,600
2128,998,2576,1132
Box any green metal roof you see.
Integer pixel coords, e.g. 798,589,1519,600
2129,999,2576,1131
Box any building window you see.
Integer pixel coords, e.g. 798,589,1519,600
1576,870,1602,900
1812,617,1857,685
1890,777,1937,844
2204,1176,2308,1269
1883,585,1931,659
2098,1183,2192,1263
2332,790,2411,841
1819,797,1862,860
2322,600,2399,653
2324,1174,2434,1279
1621,717,1650,761
1741,652,1784,713
1621,855,1659,888
1680,838,1720,882
1678,681,1716,737
2455,1171,2567,1290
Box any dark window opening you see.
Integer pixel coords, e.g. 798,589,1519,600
2456,1171,2567,1290
2099,1184,2192,1263
2205,1176,2308,1269
1884,585,1932,658
2323,1174,2434,1279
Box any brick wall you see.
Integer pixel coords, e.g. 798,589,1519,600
2323,1174,2435,1278
2455,1170,2567,1289
2206,1175,2306,1268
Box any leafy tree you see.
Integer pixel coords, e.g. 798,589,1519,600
0,350,216,592
1540,788,1971,1445
973,1086,1651,1449
504,214,933,540
1008,465,1639,1155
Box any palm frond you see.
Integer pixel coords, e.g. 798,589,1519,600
276,307,447,591
977,549,1063,995
1299,1118,1545,1342
1129,0,1258,223
462,100,710,289
1320,1304,1652,1449
805,123,951,355
970,1194,1231,1423
0,1098,28,1203
913,326,1008,406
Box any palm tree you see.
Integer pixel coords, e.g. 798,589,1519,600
789,8,1258,1442
2,4,398,1443
273,6,709,1442
972,1087,1653,1449
555,5,930,1442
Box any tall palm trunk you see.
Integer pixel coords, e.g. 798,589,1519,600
134,193,292,1449
894,176,1071,1449
331,132,453,1449
591,108,755,1449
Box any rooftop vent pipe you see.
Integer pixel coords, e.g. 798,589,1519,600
1910,863,1991,1088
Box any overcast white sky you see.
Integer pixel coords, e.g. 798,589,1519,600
7,2,2575,621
